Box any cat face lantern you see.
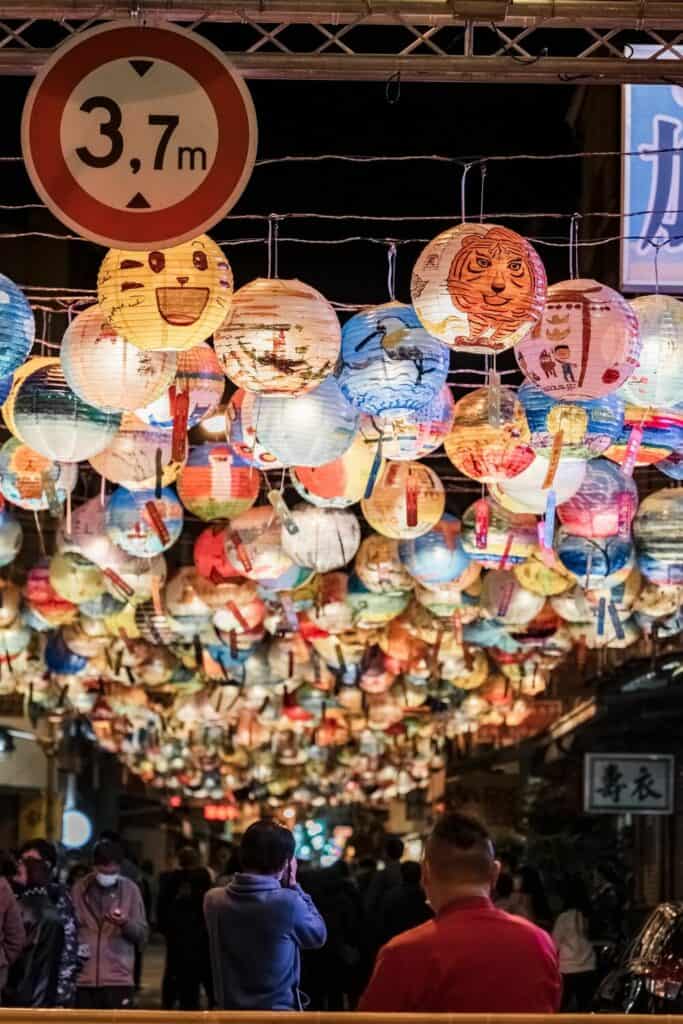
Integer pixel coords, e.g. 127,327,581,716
411,223,547,354
98,235,233,351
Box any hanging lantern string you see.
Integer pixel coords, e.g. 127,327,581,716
479,161,488,224
386,241,397,301
460,162,473,224
650,237,669,295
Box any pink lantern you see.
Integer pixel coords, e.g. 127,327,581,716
515,279,641,400
557,458,638,539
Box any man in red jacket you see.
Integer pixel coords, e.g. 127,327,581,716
359,813,561,1014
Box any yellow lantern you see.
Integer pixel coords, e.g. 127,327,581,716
97,236,233,351
355,534,414,594
361,461,445,540
444,386,534,483
214,278,340,394
49,551,105,605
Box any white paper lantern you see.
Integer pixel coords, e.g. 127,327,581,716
490,455,586,514
89,414,181,490
282,505,361,572
481,569,545,625
621,295,683,408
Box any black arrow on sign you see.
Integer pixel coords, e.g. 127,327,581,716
129,60,154,77
127,192,151,209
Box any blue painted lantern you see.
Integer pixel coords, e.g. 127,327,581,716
105,486,184,557
0,274,34,377
518,381,623,460
399,514,470,586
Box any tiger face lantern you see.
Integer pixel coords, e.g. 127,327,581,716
411,224,547,354
98,235,233,352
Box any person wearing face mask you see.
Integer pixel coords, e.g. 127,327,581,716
71,839,148,1010
7,839,78,1008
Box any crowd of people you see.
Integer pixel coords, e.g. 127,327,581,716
0,814,626,1012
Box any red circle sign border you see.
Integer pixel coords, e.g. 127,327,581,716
21,22,258,250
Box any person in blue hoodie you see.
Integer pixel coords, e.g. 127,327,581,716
204,819,327,1010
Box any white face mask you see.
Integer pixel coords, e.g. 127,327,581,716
96,872,119,888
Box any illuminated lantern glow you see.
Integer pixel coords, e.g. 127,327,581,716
290,430,384,509
105,486,184,557
89,414,181,490
461,498,537,567
214,278,340,395
177,444,260,521
361,461,445,540
252,377,359,468
0,438,77,512
621,295,683,408
556,528,634,590
358,384,455,463
355,534,414,594
481,569,545,625
633,488,683,585
411,223,547,354
399,514,470,586
491,455,586,515
0,274,34,377
337,302,448,414
97,236,233,351
346,573,411,629
49,551,105,605
444,386,534,482
0,505,22,567
223,506,293,582
605,402,683,467
135,343,225,430
514,548,576,596
60,305,177,413
226,389,283,469
515,279,640,400
518,382,624,460
282,506,361,572
557,459,638,538
11,359,121,462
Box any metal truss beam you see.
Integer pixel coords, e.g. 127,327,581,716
1,0,683,81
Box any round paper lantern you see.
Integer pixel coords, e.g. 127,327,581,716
11,359,121,461
605,403,683,467
461,498,537,566
282,506,360,572
633,488,683,585
0,622,31,667
358,384,454,463
415,572,482,619
58,495,121,570
557,459,638,538
0,274,34,376
226,389,283,469
398,515,470,586
621,295,683,408
556,529,633,590
290,430,383,509
89,414,181,490
3,357,55,438
0,438,77,511
258,562,315,597
516,279,640,400
194,525,241,582
481,570,545,625
491,454,586,514
361,461,445,540
105,486,183,557
61,305,177,413
224,506,293,581
49,551,105,605
215,278,340,394
102,552,167,606
164,567,212,629
98,236,233,351
252,377,358,468
337,302,448,414
135,343,224,430
411,223,546,353
346,573,411,629
355,534,414,594
634,580,682,620
657,451,683,481
514,548,576,597
445,386,534,482
518,382,624,460
176,444,260,520
550,585,593,623
24,564,77,626
0,505,22,567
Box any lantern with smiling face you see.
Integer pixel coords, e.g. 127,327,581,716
97,236,233,351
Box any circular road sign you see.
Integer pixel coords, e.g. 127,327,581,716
21,22,257,249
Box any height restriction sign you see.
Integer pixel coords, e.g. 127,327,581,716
21,22,257,249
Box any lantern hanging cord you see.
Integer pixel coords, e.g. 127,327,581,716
479,162,488,224
460,162,473,224
386,241,398,301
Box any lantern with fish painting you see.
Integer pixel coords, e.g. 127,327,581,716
515,279,640,400
411,224,547,354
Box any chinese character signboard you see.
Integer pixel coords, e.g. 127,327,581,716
585,754,674,815
622,46,683,291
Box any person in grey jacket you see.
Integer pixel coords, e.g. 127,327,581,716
204,819,326,1010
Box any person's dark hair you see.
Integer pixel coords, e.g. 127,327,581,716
240,819,295,875
426,813,495,884
560,875,591,917
67,862,90,888
385,837,404,862
93,838,123,867
358,857,377,872
19,838,57,870
495,872,514,900
518,865,551,924
178,846,200,870
400,860,422,886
